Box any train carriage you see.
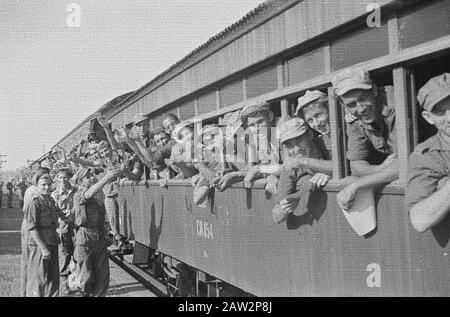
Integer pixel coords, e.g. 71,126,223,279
23,0,450,296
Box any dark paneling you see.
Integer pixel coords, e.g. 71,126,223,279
197,91,217,115
219,80,243,108
119,184,450,297
287,47,325,85
246,64,278,99
399,0,450,49
331,21,389,71
179,100,196,121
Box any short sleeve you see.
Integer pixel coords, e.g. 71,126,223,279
25,199,39,231
277,169,298,202
346,121,370,161
405,152,442,212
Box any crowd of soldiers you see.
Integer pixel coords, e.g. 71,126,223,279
13,65,450,296
0,177,27,209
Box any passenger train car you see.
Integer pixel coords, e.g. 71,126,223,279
21,0,450,296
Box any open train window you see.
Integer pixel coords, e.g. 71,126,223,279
409,54,450,144
328,70,394,179
269,101,281,123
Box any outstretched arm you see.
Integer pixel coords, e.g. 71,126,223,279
83,169,122,200
409,177,450,233
337,158,398,211
96,114,124,153
284,156,333,175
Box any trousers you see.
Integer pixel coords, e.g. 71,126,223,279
74,239,109,297
25,245,59,297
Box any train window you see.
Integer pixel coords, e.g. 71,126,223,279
151,105,179,129
178,100,196,121
246,64,278,99
409,54,450,144
197,91,217,115
399,0,450,50
287,97,298,117
269,101,281,120
286,47,325,86
219,79,243,108
330,20,389,71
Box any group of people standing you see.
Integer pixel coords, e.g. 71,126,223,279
0,178,25,209
16,64,450,296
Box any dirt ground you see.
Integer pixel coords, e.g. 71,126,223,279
0,196,154,297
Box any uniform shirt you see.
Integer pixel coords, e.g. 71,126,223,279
312,130,332,160
73,189,107,247
346,104,396,165
277,143,324,204
405,133,450,212
276,167,316,204
24,194,61,246
21,185,38,245
51,185,77,234
23,185,38,211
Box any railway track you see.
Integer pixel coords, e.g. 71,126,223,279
108,248,169,297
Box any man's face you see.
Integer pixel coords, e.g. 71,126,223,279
283,134,312,157
422,97,450,138
303,104,330,136
246,111,271,135
37,178,51,195
162,118,178,135
339,89,378,124
57,172,70,188
154,132,169,148
135,120,149,139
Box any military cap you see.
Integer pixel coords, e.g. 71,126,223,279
133,113,148,125
278,117,309,144
332,67,373,97
240,101,270,123
295,90,327,116
417,73,450,112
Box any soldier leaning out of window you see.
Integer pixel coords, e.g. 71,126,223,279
331,67,399,211
218,101,279,192
272,117,331,223
406,73,450,233
284,90,333,176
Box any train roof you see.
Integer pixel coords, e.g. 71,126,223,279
54,0,414,150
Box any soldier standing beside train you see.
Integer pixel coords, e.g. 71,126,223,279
406,73,450,233
23,173,61,297
331,67,399,211
73,167,122,297
51,168,77,295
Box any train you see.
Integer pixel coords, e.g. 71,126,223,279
20,0,450,296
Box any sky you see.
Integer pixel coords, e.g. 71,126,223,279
0,0,266,173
